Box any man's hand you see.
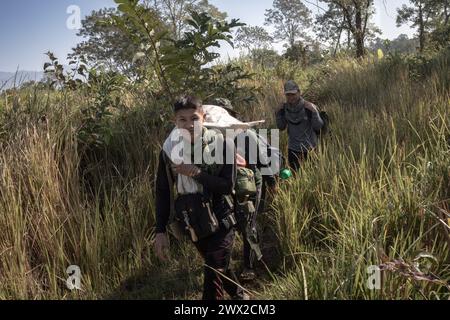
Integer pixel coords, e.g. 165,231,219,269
174,164,201,177
154,232,169,262
304,102,319,113
276,105,285,113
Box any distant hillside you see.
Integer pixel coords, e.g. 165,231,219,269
0,71,44,90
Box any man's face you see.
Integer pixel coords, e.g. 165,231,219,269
174,107,205,142
285,91,301,105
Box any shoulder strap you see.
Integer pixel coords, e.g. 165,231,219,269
304,101,318,118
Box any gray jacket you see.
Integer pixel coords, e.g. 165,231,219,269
276,99,324,152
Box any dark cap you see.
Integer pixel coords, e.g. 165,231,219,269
284,80,300,94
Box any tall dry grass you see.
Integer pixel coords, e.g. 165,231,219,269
0,49,448,299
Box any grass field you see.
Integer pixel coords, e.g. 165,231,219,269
0,49,449,299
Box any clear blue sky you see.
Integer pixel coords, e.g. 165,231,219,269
0,0,116,72
0,0,414,72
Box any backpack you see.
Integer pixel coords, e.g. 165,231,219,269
305,108,330,137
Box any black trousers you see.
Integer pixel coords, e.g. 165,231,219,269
288,149,309,172
194,227,244,300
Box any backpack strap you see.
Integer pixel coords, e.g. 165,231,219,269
304,102,324,136
304,101,318,119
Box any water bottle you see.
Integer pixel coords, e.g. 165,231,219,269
279,168,292,180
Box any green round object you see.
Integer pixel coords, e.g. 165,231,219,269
280,168,292,180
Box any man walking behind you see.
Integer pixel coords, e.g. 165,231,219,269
275,80,324,172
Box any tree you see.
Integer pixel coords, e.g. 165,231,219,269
249,48,280,68
428,0,449,25
70,8,142,76
396,0,449,52
264,0,312,48
315,2,347,55
397,0,432,52
317,0,377,58
148,0,227,39
426,0,450,48
112,1,249,100
158,11,245,96
368,34,418,54
70,1,227,77
235,25,273,54
283,39,323,66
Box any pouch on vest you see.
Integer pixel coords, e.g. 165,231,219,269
174,193,219,242
235,167,257,200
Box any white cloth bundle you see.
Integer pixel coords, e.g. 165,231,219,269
202,105,265,130
163,128,204,195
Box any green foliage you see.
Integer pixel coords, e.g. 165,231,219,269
429,20,450,49
112,0,170,91
207,63,259,104
77,69,127,150
396,0,450,52
42,52,127,150
250,48,281,68
44,52,86,90
283,41,324,66
70,8,140,77
71,1,228,77
113,1,254,103
369,34,419,54
151,0,228,40
159,11,246,97
43,52,87,90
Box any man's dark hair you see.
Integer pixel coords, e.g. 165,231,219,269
173,95,203,113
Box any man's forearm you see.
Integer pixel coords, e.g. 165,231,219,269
276,109,287,130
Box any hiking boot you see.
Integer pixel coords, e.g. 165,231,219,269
239,268,256,281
